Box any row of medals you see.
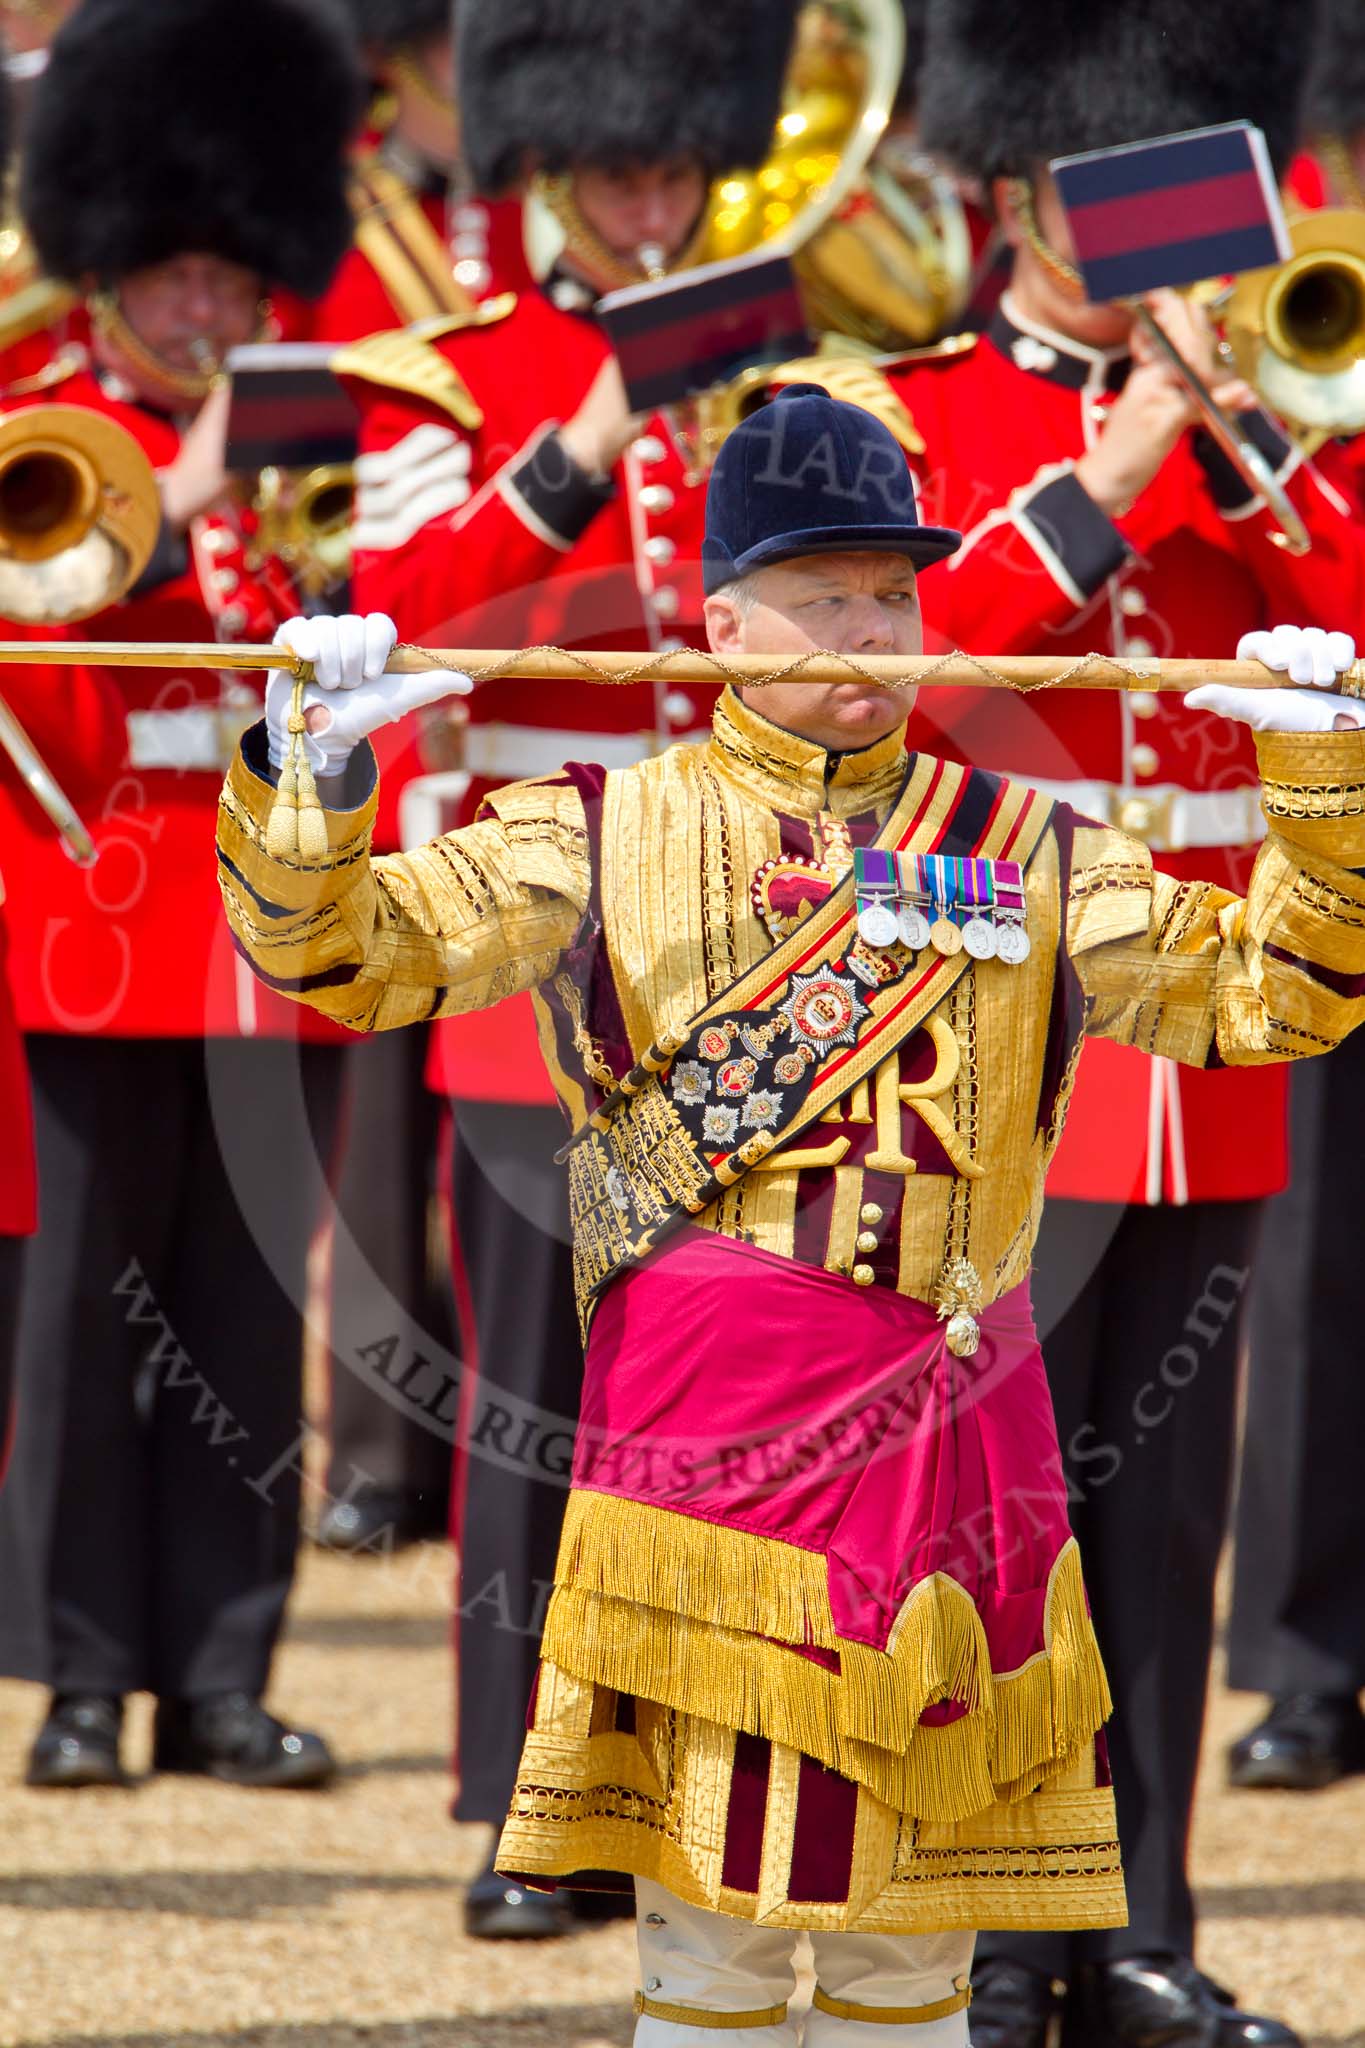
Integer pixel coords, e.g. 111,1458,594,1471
855,893,1031,965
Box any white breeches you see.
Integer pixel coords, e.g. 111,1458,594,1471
632,1879,974,2048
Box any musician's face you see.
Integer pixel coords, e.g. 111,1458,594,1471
382,31,458,169
997,170,1136,350
0,0,77,53
113,255,262,382
572,158,709,266
706,552,918,751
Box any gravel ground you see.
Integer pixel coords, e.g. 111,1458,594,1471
0,1541,1360,2047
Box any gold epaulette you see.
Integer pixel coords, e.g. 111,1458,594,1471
765,346,966,456
330,295,517,432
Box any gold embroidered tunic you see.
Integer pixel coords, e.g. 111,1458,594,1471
219,690,1365,1931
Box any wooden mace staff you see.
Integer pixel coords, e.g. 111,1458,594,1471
0,641,1349,693
0,640,1351,866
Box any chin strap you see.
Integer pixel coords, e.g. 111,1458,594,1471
90,291,223,407
1317,131,1365,209
1003,179,1088,302
388,45,458,123
531,170,711,295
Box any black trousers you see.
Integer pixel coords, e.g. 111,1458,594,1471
0,1233,20,1480
0,1034,344,1699
978,1195,1261,1975
1229,1042,1365,1697
324,1030,456,1520
449,1100,583,1827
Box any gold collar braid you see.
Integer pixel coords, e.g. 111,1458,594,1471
707,686,909,819
1316,133,1365,211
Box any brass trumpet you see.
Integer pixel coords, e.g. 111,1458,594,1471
1225,208,1365,441
0,402,161,624
253,462,355,599
0,403,161,865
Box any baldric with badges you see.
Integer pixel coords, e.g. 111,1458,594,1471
563,745,1053,1341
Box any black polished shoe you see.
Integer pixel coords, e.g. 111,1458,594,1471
968,1956,1064,2048
26,1694,128,1789
153,1692,336,1788
1227,1693,1365,1791
566,1883,636,1924
313,1489,445,1554
464,1862,571,1940
1064,1955,1303,2047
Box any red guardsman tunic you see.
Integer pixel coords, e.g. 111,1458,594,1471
0,651,129,1234
311,178,531,345
892,297,1365,1203
344,280,716,1103
0,360,347,1046
304,155,532,862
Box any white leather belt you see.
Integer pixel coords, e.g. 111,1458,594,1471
399,771,470,852
463,723,663,782
1013,775,1266,851
126,706,256,773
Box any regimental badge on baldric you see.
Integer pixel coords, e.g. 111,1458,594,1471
779,967,869,1050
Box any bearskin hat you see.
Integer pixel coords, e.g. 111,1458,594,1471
21,0,365,298
1302,0,1365,139
0,42,11,175
896,1,928,113
458,0,798,195
336,0,450,55
919,0,1309,185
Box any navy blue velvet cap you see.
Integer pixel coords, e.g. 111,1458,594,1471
701,383,961,596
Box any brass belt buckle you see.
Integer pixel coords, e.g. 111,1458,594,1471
1111,785,1175,850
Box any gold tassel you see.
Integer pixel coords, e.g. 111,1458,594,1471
264,672,331,861
555,1491,833,1648
546,1493,1114,1827
265,676,307,859
294,748,329,861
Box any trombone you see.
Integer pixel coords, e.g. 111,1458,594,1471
0,689,95,865
1224,208,1365,449
0,403,162,865
1132,303,1311,555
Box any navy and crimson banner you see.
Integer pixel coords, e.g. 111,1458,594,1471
224,342,359,473
1051,121,1291,303
598,248,809,414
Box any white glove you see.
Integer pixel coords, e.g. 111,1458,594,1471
1185,626,1364,732
265,613,472,777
